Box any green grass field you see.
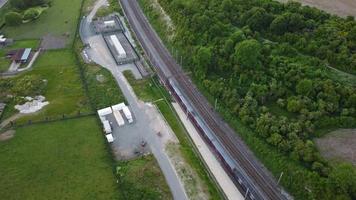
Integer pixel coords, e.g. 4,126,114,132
0,116,120,200
2,0,83,45
117,155,172,199
83,64,126,109
11,50,91,123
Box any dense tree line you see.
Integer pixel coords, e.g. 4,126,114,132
146,0,356,199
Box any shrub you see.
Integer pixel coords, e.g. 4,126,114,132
10,0,50,9
23,8,40,21
5,11,22,26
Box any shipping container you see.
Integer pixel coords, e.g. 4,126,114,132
112,103,126,111
113,110,125,126
102,120,112,134
122,106,133,123
97,107,113,116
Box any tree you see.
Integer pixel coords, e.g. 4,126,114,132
10,0,25,9
23,8,40,21
234,39,262,69
241,7,273,32
10,0,49,9
287,97,302,113
5,12,22,26
296,79,313,95
193,46,212,77
328,163,356,199
270,12,305,35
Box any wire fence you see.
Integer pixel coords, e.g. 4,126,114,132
3,112,96,130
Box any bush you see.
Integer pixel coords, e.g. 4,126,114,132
23,8,40,21
10,0,50,9
5,11,23,26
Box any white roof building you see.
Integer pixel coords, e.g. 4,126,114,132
110,35,126,59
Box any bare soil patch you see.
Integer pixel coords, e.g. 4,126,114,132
40,34,67,50
0,130,15,141
166,142,209,200
277,0,356,17
315,129,356,165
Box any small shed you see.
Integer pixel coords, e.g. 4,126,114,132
21,48,31,63
105,134,114,143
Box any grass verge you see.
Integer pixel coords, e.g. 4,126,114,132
116,155,172,200
0,116,120,200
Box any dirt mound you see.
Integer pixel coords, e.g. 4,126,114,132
0,130,15,141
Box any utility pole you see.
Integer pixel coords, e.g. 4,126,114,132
214,98,218,110
277,171,284,185
244,188,249,200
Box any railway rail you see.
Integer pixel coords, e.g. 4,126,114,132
120,0,289,199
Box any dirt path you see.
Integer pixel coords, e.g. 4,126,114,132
277,0,356,17
172,102,244,200
0,113,23,129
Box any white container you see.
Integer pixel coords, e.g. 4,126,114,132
113,110,125,126
111,103,126,111
102,120,112,134
97,107,112,116
122,106,133,123
105,134,114,143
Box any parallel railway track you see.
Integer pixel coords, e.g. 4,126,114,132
120,0,288,199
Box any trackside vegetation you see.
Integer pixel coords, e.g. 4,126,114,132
139,0,356,199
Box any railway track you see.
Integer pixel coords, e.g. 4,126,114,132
120,0,288,199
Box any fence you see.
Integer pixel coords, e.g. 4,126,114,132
3,112,96,130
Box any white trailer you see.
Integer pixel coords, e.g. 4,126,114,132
102,120,112,134
113,110,125,126
122,106,133,123
105,134,114,143
112,103,126,111
97,107,112,117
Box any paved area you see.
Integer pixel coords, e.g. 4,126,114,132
8,61,20,72
0,0,8,8
173,103,244,200
80,1,188,199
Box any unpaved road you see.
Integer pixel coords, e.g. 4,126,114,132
278,0,356,17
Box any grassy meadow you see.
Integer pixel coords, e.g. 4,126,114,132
2,0,83,45
0,117,120,200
